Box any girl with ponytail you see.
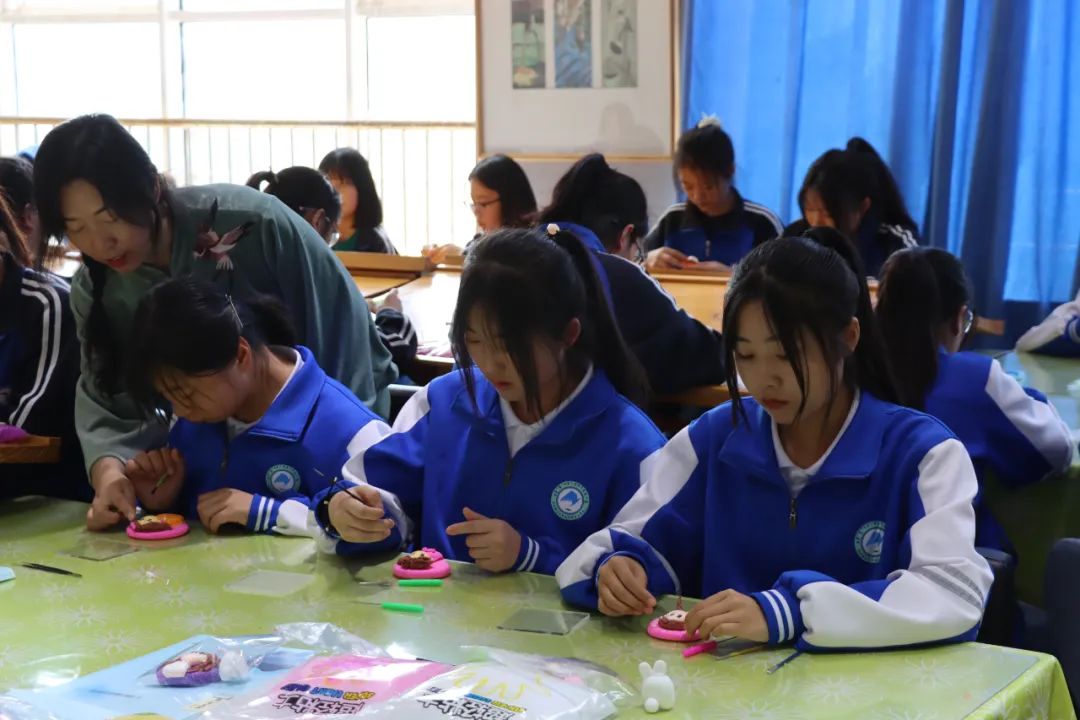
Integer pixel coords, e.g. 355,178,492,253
312,226,666,577
561,228,994,655
877,247,1073,551
792,137,920,277
536,152,726,394
33,115,395,531
101,275,387,540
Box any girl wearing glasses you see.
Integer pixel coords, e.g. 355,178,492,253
423,154,537,264
876,247,1074,551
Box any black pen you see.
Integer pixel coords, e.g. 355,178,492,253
20,562,82,578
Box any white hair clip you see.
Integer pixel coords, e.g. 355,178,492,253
697,113,722,129
546,223,561,236
225,294,243,331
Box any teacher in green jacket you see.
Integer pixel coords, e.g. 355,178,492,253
33,114,397,530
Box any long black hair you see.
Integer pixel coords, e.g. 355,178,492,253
675,119,736,181
247,166,341,241
722,226,899,424
0,156,34,220
450,226,648,415
877,247,971,409
535,153,647,252
318,148,382,229
799,137,917,235
34,114,171,396
126,275,297,419
469,155,537,229
0,193,31,267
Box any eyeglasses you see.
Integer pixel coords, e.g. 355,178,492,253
467,198,501,212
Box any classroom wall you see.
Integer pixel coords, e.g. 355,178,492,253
519,159,678,227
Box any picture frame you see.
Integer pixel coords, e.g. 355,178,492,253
475,0,681,161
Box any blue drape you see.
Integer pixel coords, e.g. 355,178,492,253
683,0,1080,334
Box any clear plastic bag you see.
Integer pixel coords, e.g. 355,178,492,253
200,655,453,719
142,634,285,687
358,660,618,720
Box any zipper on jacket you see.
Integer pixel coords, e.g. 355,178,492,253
502,456,514,487
705,238,712,259
788,495,798,529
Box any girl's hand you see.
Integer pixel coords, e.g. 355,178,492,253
445,507,521,573
86,458,137,531
328,484,395,543
684,589,768,642
126,448,185,510
644,247,689,272
422,244,464,265
596,555,655,616
196,488,254,533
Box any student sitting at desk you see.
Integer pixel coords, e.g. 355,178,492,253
536,153,726,395
642,118,782,273
110,276,389,538
423,154,537,263
785,138,919,277
246,167,417,369
319,148,396,254
312,226,666,575
559,229,992,652
876,247,1074,551
0,194,86,501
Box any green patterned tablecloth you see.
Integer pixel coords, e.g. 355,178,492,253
0,497,1074,719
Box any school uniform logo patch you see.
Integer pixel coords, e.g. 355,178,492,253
266,464,301,494
551,481,590,521
855,521,886,564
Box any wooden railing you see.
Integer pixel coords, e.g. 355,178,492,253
0,116,478,255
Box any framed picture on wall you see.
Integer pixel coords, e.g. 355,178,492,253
476,0,681,160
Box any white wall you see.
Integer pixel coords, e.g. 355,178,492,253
520,158,678,227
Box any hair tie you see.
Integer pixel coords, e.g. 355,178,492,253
697,114,722,129
546,223,561,236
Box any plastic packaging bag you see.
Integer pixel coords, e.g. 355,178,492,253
358,660,618,720
201,655,453,719
273,622,389,659
141,634,284,687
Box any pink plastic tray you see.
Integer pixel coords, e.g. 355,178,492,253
392,548,452,579
127,521,190,541
647,617,701,643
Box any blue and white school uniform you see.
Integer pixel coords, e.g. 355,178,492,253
925,350,1075,550
313,365,667,574
640,194,783,267
558,391,994,651
169,345,388,538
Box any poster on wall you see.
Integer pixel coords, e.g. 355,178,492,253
601,0,637,88
554,0,592,88
511,0,545,89
478,0,679,159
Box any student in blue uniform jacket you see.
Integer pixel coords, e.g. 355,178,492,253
103,276,388,537
535,153,726,395
877,247,1074,551
559,228,993,652
787,138,920,277
0,196,86,501
312,226,666,574
642,118,782,273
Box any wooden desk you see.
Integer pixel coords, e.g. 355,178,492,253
351,272,418,298
336,251,427,298
0,435,60,464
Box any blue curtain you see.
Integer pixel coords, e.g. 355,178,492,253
683,0,1080,333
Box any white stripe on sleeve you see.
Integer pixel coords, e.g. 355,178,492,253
11,280,62,427
984,359,1075,475
556,428,699,591
796,438,993,648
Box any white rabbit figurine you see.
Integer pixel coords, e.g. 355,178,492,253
639,659,676,713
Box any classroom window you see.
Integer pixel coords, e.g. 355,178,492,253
0,0,479,254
